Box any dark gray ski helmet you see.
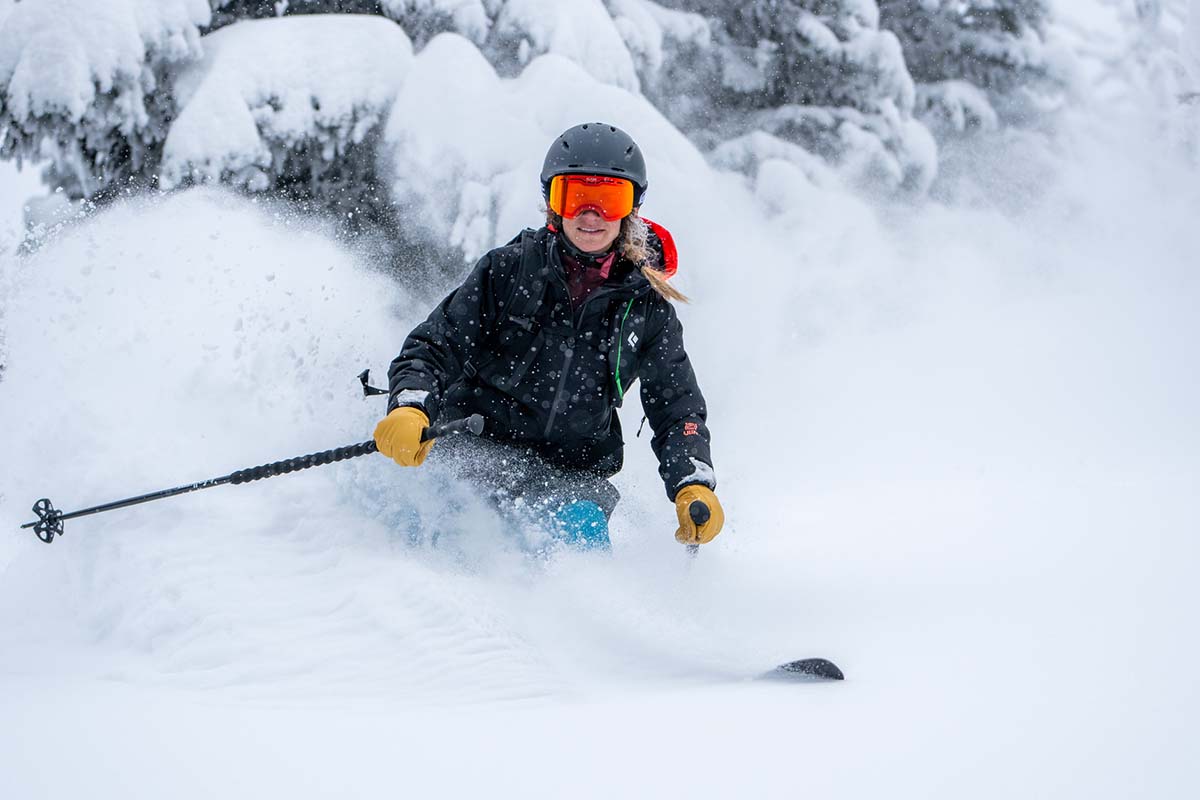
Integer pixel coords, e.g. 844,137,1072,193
541,122,647,207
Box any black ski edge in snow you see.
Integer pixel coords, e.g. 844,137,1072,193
764,658,845,682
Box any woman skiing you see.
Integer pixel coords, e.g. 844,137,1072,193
374,123,723,550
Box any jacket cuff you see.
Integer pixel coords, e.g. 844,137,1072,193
667,458,716,500
389,388,435,418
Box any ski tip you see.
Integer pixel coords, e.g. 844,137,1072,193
767,657,845,682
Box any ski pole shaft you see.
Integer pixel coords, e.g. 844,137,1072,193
226,413,484,485
20,414,485,543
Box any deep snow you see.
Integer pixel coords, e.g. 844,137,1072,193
2,7,1200,800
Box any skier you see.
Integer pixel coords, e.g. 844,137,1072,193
373,123,723,550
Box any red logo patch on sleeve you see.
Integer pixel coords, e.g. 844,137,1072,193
683,422,699,437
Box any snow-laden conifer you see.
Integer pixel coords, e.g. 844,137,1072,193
877,0,1059,134
649,0,936,192
0,0,210,199
160,15,413,230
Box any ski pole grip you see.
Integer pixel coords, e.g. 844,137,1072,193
420,413,485,443
688,500,710,527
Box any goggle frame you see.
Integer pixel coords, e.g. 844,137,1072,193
548,174,636,221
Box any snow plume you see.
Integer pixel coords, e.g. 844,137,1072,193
0,0,210,196
0,159,41,255
0,191,397,495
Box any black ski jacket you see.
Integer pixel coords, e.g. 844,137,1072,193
387,226,715,500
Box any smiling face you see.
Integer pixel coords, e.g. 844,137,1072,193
561,209,622,254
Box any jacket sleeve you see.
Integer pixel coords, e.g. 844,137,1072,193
637,299,716,500
386,252,503,421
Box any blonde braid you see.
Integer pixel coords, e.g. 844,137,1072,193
545,209,689,303
619,214,689,303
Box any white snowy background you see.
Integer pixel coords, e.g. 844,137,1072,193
1,1,1198,797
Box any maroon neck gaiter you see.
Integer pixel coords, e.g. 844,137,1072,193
561,249,616,309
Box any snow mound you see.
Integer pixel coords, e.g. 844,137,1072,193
161,15,413,191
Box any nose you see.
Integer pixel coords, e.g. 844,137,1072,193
576,209,604,223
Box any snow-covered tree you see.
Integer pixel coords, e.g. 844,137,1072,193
381,1,641,89
207,1,387,32
378,0,491,47
160,15,413,232
0,1,418,232
1123,0,1200,165
0,0,211,199
648,0,936,191
4,0,1091,230
877,0,1057,133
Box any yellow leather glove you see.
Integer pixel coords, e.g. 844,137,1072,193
373,406,434,467
674,485,725,545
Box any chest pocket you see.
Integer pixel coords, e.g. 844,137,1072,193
476,322,543,391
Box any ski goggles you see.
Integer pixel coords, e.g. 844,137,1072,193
548,174,635,221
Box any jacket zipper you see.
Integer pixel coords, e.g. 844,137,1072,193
544,252,575,438
543,342,575,438
542,238,646,438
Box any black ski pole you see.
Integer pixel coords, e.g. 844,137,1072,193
19,414,485,544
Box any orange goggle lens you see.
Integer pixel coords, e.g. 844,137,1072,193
548,174,635,221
